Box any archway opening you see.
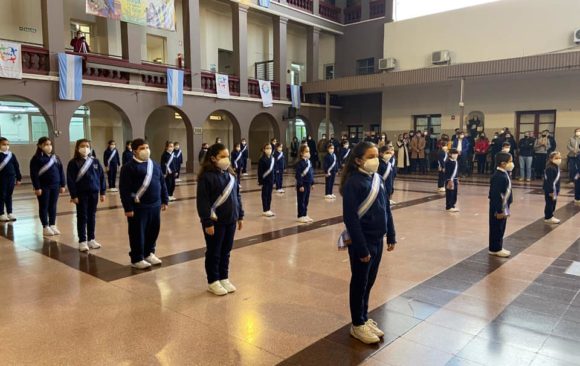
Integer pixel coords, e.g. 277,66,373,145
285,116,308,145
248,113,280,162
318,119,335,140
202,110,240,150
145,107,191,171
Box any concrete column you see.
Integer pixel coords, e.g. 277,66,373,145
41,0,65,75
361,0,370,20
273,16,288,100
121,22,144,85
325,92,331,138
232,3,249,96
183,0,203,92
307,27,320,82
385,0,394,22
313,0,320,15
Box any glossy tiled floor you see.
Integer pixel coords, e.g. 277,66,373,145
1,172,580,365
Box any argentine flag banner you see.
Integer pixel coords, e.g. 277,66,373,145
58,53,83,101
258,0,270,8
167,68,184,107
290,84,301,109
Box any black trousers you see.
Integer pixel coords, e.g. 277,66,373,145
489,209,507,252
128,206,160,263
165,174,176,196
204,222,236,283
348,238,384,326
107,165,117,189
544,193,557,219
297,183,311,217
325,173,336,195
437,171,445,188
275,170,283,190
76,192,98,243
37,187,59,227
175,163,182,179
476,154,487,174
534,154,547,178
576,178,580,200
445,182,458,209
261,182,273,211
0,176,16,215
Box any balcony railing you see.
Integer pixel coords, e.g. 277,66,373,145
22,46,50,75
369,0,385,18
287,0,313,12
248,79,282,100
343,5,361,24
319,1,341,22
201,72,240,96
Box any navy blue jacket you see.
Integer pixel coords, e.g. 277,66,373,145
378,159,395,195
444,159,459,183
258,156,276,185
0,152,22,181
103,148,120,168
196,169,244,228
30,153,66,190
543,165,561,195
122,149,133,166
274,150,286,171
518,137,535,157
438,150,448,170
66,157,106,199
231,150,242,170
339,148,351,167
160,151,178,176
241,144,249,160
323,153,339,175
119,159,169,212
295,158,314,188
489,169,513,215
174,149,183,166
343,171,389,258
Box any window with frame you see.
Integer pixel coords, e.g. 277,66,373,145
348,125,364,141
70,21,95,52
516,110,556,140
0,100,50,144
370,124,381,135
324,64,335,80
356,58,375,75
413,114,442,136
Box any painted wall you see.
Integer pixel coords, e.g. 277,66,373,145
318,32,335,80
0,0,43,45
287,23,307,84
336,93,383,136
384,0,580,70
335,18,386,77
247,12,274,79
200,0,233,71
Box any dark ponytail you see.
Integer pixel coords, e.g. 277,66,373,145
339,141,375,196
197,143,234,179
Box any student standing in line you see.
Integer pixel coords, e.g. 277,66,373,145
173,141,183,182
488,152,514,258
30,137,66,236
296,145,314,223
67,139,106,252
567,128,580,186
378,145,397,251
240,138,249,175
196,143,244,296
437,144,449,193
230,143,243,183
258,143,276,217
119,139,168,270
274,143,286,193
340,140,351,171
103,140,120,192
574,155,580,204
444,148,460,212
0,138,21,222
323,143,338,200
340,141,393,345
198,143,209,164
122,141,133,166
161,141,178,202
543,152,562,224
386,144,397,205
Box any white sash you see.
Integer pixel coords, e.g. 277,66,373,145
545,167,561,200
233,152,242,169
438,152,448,169
210,173,235,220
449,160,458,181
382,161,393,182
107,149,117,167
134,159,154,203
301,160,312,177
276,152,284,161
38,155,57,177
263,157,275,179
175,150,182,159
240,145,247,155
327,154,337,175
76,157,94,182
0,152,13,172
166,153,175,174
343,149,350,161
501,171,512,215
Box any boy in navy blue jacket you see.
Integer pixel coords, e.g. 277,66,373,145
258,144,276,217
489,152,514,257
323,143,339,200
119,138,169,270
173,141,183,181
160,141,178,202
543,152,562,224
296,145,315,223
0,138,21,222
444,148,460,212
274,143,286,193
231,143,243,183
240,138,249,175
437,145,449,192
67,139,106,252
104,140,120,192
122,141,133,166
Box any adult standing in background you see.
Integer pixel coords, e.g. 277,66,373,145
546,130,557,154
567,128,580,185
410,131,426,174
534,131,551,179
518,131,535,182
70,31,91,53
306,135,319,169
396,134,411,174
290,136,299,165
318,134,329,167
474,133,490,175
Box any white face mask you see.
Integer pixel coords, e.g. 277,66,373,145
79,147,91,157
384,153,393,161
167,148,174,153
363,157,380,173
344,145,349,149
0,145,9,152
42,145,53,154
505,162,515,172
216,157,231,171
328,149,335,154
576,132,580,137
303,152,311,160
110,145,116,150
502,148,510,153
451,154,459,160
553,158,562,166
137,148,151,161
459,135,465,139
264,148,272,157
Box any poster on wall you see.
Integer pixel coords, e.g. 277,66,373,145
147,0,176,31
216,74,230,100
258,80,273,108
86,0,175,31
0,40,22,79
86,0,122,20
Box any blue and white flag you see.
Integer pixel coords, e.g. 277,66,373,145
258,80,273,108
258,0,270,8
290,84,301,109
167,68,184,107
58,53,83,101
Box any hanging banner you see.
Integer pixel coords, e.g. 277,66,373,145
290,84,301,109
86,0,175,30
258,0,271,8
147,0,176,31
120,0,147,26
167,68,184,107
0,40,22,79
216,73,230,100
86,0,122,20
58,53,83,101
258,80,273,108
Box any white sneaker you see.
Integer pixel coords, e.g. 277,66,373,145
242,173,249,176
220,279,237,293
350,324,381,344
305,216,314,222
297,216,309,223
489,249,511,258
569,182,575,187
390,200,397,205
79,242,89,252
175,178,182,182
365,319,385,338
0,214,9,222
280,189,285,193
544,217,561,224
50,226,61,235
112,188,119,192
446,207,460,213
331,194,336,199
438,187,446,192
88,240,101,249
43,226,55,236
145,253,162,265
169,196,177,202
7,214,16,221
324,195,333,200
262,211,275,217
208,281,228,296
131,260,152,270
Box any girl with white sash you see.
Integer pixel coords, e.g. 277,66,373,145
258,144,276,217
196,143,244,296
378,145,397,250
160,141,178,202
543,151,563,224
173,141,183,181
29,137,66,237
323,143,338,200
340,141,392,345
274,143,286,194
0,137,22,222
339,140,351,170
295,145,315,223
103,140,120,192
66,139,107,252
230,143,243,183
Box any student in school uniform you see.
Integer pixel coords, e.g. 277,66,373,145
296,144,315,223
230,143,243,183
437,145,449,192
444,148,460,212
30,137,66,236
323,143,339,200
340,140,351,171
196,143,244,296
0,138,22,222
378,145,397,251
240,138,249,175
340,141,394,345
122,141,133,166
119,138,168,269
488,152,514,258
543,152,562,224
66,139,106,252
160,141,178,202
199,143,209,164
103,140,120,192
257,143,276,217
274,143,286,193
575,155,580,205
173,141,183,182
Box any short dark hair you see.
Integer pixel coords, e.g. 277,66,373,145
108,140,116,145
502,142,511,148
131,138,148,151
449,148,459,155
496,152,512,166
0,137,8,144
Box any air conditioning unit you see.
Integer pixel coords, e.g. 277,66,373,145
432,50,451,65
378,58,397,71
574,28,580,44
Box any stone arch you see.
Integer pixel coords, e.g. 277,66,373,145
248,112,281,162
202,110,242,150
